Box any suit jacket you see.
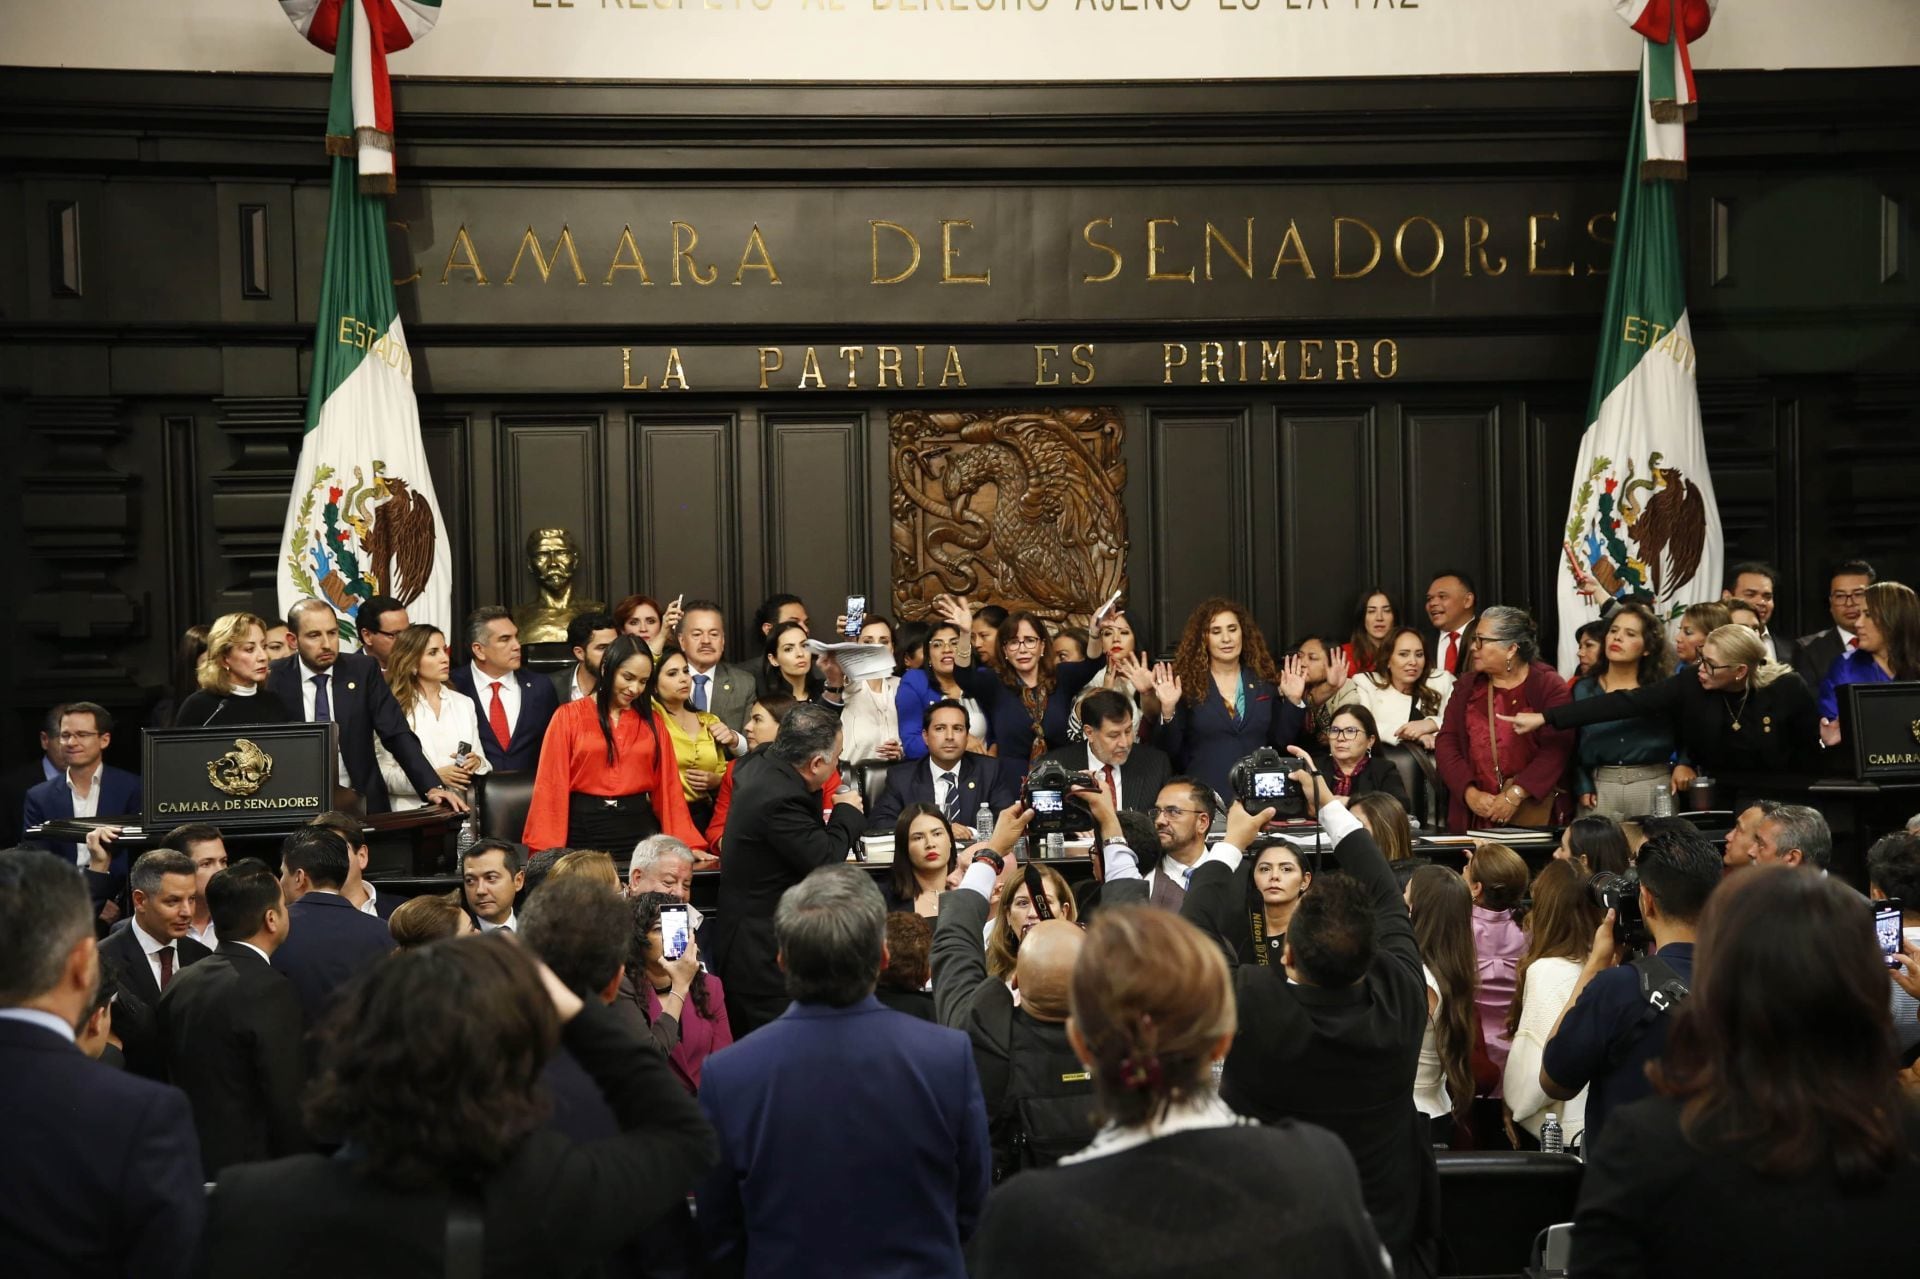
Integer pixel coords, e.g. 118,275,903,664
692,660,760,732
1038,741,1173,815
1156,669,1308,802
866,753,1017,834
450,661,561,774
1793,626,1846,693
0,1016,205,1279
201,1000,715,1279
270,652,440,812
1200,821,1435,1274
1,756,57,846
709,751,866,1036
97,923,211,1079
696,996,990,1279
276,891,398,1028
157,942,310,1178
22,764,144,840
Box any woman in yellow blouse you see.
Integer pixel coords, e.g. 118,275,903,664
653,646,739,833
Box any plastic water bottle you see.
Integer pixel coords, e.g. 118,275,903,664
1650,786,1674,819
976,803,995,839
456,809,479,855
1540,1112,1564,1154
1045,831,1065,860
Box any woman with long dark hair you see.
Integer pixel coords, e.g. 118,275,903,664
201,937,714,1276
625,890,732,1094
883,802,960,917
1180,837,1315,968
1150,596,1308,801
651,646,732,834
1818,580,1920,745
897,597,992,760
1332,626,1454,754
1406,865,1479,1147
1572,867,1920,1275
1569,603,1680,820
1557,813,1633,877
1342,586,1399,676
375,624,489,811
951,603,1106,764
1310,706,1411,809
1502,860,1602,1147
758,618,827,704
522,636,707,853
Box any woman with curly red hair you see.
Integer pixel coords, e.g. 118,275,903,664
1149,597,1308,801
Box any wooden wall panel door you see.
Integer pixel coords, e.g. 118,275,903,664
1403,404,1502,604
630,413,739,611
760,414,871,632
1147,409,1251,646
418,413,472,631
495,414,608,610
1277,404,1377,642
1525,396,1588,642
1699,383,1788,611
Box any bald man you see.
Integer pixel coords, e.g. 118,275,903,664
931,788,1148,1176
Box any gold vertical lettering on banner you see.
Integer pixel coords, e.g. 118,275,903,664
1236,340,1248,382
504,225,588,286
1372,338,1399,379
733,225,782,285
940,347,968,386
1528,213,1575,277
1070,343,1097,385
1163,342,1189,384
440,224,489,285
1463,216,1507,277
1260,339,1287,382
1034,344,1061,387
1198,342,1226,384
1299,338,1325,381
605,225,654,285
671,222,719,286
757,347,784,391
840,346,865,388
876,345,904,388
1081,217,1123,283
871,221,922,285
387,220,421,287
1585,211,1617,276
940,220,990,285
1392,216,1445,278
1334,339,1360,381
1333,218,1382,280
1204,219,1255,281
621,348,649,390
1147,219,1194,283
1269,219,1317,279
914,344,928,389
798,347,825,389
661,348,689,390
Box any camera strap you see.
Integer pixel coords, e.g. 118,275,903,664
1602,954,1690,1071
1024,864,1054,921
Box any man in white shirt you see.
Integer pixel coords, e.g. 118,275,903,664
449,605,561,775
1795,558,1874,690
463,840,526,933
553,611,619,703
99,849,213,1078
159,823,228,949
1038,689,1172,819
1722,561,1796,667
1425,571,1478,677
677,599,759,730
1144,777,1219,911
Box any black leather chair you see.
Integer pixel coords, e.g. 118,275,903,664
1435,1150,1584,1279
472,770,536,844
843,758,893,814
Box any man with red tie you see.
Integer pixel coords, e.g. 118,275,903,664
1037,688,1171,820
97,849,210,1079
1425,570,1479,677
451,605,561,776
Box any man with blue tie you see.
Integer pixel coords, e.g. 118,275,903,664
451,605,561,774
697,865,989,1278
268,600,467,815
867,700,1016,838
0,849,206,1278
677,599,759,732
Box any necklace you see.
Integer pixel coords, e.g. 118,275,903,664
1727,687,1751,732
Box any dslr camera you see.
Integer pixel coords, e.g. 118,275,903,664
1228,746,1306,820
1588,870,1652,955
1023,758,1096,837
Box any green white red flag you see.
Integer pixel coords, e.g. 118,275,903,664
277,0,449,644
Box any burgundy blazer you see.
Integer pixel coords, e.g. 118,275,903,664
1434,660,1574,833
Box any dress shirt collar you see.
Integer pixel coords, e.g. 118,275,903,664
0,1007,77,1044
688,659,719,680
133,919,176,958
65,762,102,796
188,919,218,950
570,668,590,702
478,912,516,934
353,883,380,917
234,940,272,966
1838,625,1859,648
299,658,331,683
1058,1092,1244,1165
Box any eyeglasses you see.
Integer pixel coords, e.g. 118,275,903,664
1829,590,1869,604
1696,656,1732,676
1468,636,1503,648
1005,636,1043,649
1148,805,1203,821
1328,725,1367,739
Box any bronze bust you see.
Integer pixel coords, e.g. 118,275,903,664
512,527,604,643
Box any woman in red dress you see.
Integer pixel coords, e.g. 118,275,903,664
523,636,708,854
1435,606,1575,833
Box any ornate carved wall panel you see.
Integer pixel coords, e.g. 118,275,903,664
891,408,1127,631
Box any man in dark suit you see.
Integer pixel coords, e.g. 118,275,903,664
1722,560,1798,669
1794,557,1875,693
308,811,397,920
677,599,761,731
0,849,205,1278
98,849,211,1079
158,857,309,1178
709,703,865,1036
1,702,65,847
270,599,468,815
273,828,396,1029
22,701,143,865
550,610,619,705
1038,687,1172,817
868,699,1018,837
449,604,561,774
1190,756,1436,1278
1424,570,1478,677
698,865,989,1278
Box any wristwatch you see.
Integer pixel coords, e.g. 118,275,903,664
971,849,1006,875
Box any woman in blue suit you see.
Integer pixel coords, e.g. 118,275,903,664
1150,597,1308,801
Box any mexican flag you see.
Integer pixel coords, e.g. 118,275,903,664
1555,23,1722,670
277,0,450,644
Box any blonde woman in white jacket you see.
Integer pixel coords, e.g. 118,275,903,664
1502,859,1603,1146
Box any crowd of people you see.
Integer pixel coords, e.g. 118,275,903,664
4,557,1920,1277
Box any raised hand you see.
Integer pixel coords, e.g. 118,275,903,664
1151,661,1183,713
1114,650,1155,694
933,593,973,631
1326,647,1351,690
661,595,685,634
1278,652,1308,703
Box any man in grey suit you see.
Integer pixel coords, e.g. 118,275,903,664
550,611,619,705
677,599,760,731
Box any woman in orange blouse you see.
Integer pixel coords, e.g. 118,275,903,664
523,636,708,854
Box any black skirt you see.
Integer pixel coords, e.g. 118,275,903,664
565,791,660,854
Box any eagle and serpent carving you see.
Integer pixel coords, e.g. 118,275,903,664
890,408,1128,628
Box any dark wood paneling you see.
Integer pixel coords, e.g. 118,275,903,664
495,414,607,608
1403,404,1500,602
1278,404,1376,642
761,413,869,626
1148,409,1251,645
419,414,472,626
630,413,738,607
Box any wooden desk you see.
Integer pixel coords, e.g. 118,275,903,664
33,807,464,878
